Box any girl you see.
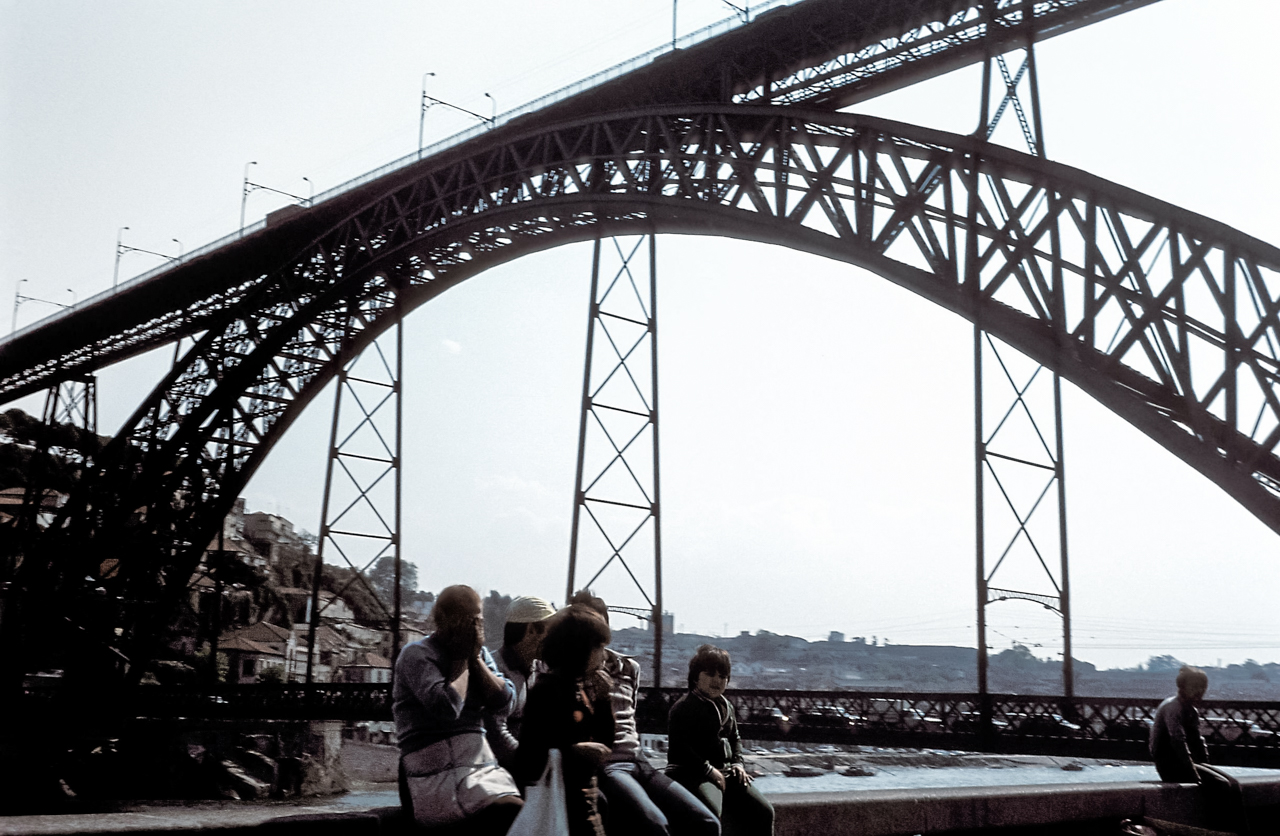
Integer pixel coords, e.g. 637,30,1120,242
515,605,615,836
667,644,774,836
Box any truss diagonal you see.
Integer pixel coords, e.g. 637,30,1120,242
9,105,1280,682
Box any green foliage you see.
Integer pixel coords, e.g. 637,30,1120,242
0,407,108,493
482,590,512,644
1144,654,1185,672
320,564,389,625
258,665,286,684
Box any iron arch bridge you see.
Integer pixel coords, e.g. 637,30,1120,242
9,103,1280,679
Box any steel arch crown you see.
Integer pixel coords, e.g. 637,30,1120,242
32,104,1280,669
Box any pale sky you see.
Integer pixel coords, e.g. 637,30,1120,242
2,0,1278,673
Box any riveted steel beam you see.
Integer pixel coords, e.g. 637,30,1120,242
8,106,1280,685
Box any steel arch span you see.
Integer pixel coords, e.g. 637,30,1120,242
18,104,1280,675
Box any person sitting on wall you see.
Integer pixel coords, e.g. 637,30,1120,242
485,595,557,773
570,590,720,836
515,604,616,836
393,584,523,834
1150,665,1250,834
667,645,773,836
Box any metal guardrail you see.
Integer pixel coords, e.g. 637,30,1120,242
44,684,1279,767
2,0,794,349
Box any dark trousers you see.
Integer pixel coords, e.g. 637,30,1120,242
680,776,772,836
1156,761,1249,835
600,760,720,836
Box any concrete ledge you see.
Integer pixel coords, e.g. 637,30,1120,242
3,778,1278,836
773,777,1280,835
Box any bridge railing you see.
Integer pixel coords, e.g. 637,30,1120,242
3,0,795,348
50,683,1280,767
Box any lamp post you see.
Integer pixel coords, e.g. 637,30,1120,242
12,278,27,333
114,229,181,287
241,161,258,232
12,280,72,332
241,163,310,229
419,71,437,158
302,176,314,207
66,288,76,307
113,227,131,287
484,92,496,126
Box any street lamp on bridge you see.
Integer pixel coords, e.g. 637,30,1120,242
240,161,312,232
12,278,73,333
113,227,180,288
417,73,496,158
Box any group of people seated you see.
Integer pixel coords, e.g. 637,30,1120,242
392,584,774,836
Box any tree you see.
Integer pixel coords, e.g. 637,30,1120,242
369,555,420,606
482,590,512,645
1144,654,1184,673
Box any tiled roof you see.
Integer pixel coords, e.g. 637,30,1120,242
221,620,291,645
219,635,282,656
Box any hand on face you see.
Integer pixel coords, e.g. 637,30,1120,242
439,605,484,660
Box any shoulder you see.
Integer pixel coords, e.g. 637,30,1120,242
669,692,700,717
605,649,640,677
396,638,437,667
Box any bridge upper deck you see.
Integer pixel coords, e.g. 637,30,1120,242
0,0,1159,404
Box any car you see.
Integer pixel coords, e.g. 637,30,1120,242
741,706,793,734
1010,713,1082,736
949,712,1010,734
1104,716,1153,742
1198,715,1277,744
793,705,858,730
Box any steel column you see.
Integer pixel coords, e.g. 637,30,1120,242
308,307,404,684
567,234,665,687
973,23,1075,702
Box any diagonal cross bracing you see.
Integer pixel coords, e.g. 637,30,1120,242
566,235,665,685
10,105,1280,680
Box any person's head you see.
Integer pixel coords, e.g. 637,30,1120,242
1176,665,1209,701
432,585,483,660
502,596,557,666
541,604,611,678
688,644,731,699
568,589,609,625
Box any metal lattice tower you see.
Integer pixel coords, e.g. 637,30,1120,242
972,23,1074,702
567,235,665,686
307,304,405,683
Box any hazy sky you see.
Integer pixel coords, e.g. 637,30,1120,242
2,0,1278,672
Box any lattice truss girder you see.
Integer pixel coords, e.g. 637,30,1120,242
734,0,1155,108
23,105,1280,670
0,1,1166,404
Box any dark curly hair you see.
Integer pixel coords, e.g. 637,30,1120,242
540,604,611,677
568,589,609,624
687,644,731,689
